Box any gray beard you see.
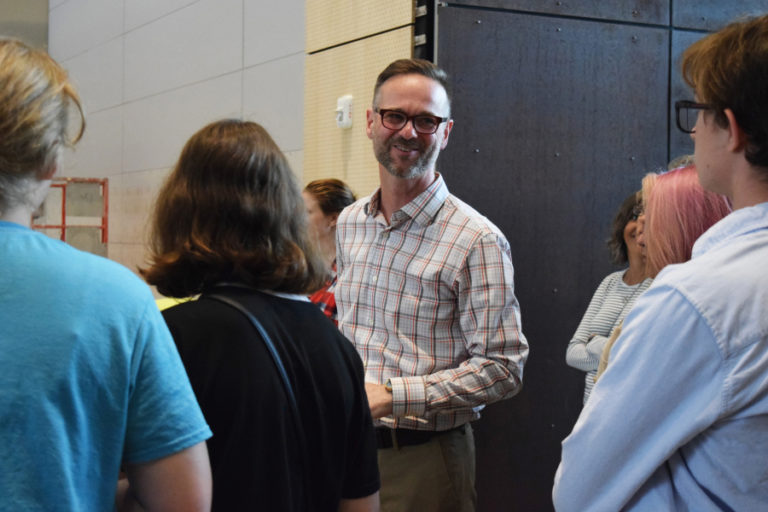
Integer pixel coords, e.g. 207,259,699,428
376,138,437,179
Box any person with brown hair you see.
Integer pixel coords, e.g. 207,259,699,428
303,178,356,324
555,14,768,510
142,119,380,511
0,38,212,511
335,58,528,511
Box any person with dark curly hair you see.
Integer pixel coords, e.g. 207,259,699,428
565,191,651,403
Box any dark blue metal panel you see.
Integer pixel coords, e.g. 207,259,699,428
444,0,670,25
437,5,669,510
673,0,768,31
669,30,707,161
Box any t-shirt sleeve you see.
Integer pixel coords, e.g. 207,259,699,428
341,341,381,499
123,300,212,463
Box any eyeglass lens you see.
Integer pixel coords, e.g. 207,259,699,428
678,107,698,134
381,111,439,134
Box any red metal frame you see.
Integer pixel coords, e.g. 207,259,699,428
31,177,109,243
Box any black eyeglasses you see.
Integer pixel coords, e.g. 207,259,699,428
675,100,713,134
375,108,449,135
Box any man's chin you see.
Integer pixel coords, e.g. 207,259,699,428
385,165,427,179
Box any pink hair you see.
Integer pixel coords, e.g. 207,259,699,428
644,165,731,277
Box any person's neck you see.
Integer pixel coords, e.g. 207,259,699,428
730,178,768,210
724,160,768,210
318,233,336,268
0,206,34,227
1,177,51,227
623,260,647,285
378,168,437,223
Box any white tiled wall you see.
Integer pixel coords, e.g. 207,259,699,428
122,71,243,172
243,53,304,152
63,107,123,178
59,37,123,113
124,0,197,32
48,0,306,285
244,0,304,67
123,0,243,102
49,0,123,61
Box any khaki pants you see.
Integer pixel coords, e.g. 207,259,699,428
377,423,476,512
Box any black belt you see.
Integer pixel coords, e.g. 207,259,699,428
375,425,464,449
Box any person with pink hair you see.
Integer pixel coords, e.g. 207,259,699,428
594,164,731,379
638,164,732,278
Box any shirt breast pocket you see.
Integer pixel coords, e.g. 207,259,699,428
392,257,456,327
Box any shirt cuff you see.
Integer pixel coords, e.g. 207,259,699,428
390,376,427,418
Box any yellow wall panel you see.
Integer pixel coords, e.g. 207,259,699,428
306,0,413,53
304,28,412,198
304,27,413,196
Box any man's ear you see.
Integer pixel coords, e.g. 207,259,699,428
329,212,339,228
723,108,747,153
366,108,375,140
440,119,454,150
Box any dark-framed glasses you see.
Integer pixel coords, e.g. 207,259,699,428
375,108,449,135
675,100,713,134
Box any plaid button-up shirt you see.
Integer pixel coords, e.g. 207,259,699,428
336,174,528,431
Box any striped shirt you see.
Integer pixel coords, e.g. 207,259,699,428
566,271,652,403
336,174,528,431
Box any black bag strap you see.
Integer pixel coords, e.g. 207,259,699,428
206,293,308,509
207,293,299,413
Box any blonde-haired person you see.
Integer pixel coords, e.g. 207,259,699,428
595,164,731,379
302,178,356,325
0,39,212,511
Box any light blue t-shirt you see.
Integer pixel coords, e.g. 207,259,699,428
0,221,211,511
554,202,768,511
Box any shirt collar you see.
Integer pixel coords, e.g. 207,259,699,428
210,282,311,302
692,201,768,258
363,173,449,227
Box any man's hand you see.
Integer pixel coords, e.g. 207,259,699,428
365,382,394,419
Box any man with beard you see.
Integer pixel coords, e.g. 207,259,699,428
335,58,529,512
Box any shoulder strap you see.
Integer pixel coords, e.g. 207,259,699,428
206,293,308,509
206,293,299,413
